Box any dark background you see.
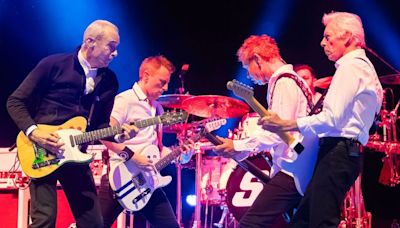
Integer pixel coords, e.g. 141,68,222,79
1,0,399,226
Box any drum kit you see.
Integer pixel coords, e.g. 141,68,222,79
365,74,400,187
158,92,256,227
339,73,400,228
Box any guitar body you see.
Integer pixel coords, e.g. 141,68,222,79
109,145,172,211
279,134,319,193
16,116,94,178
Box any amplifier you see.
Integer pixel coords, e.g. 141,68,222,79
0,145,107,187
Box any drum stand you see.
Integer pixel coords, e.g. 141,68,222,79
339,174,372,228
193,145,203,228
176,162,183,228
213,203,238,228
380,99,400,187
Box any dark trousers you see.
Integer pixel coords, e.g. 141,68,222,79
29,164,103,228
98,174,179,228
239,171,303,228
291,137,363,228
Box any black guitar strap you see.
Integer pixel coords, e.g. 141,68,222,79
87,72,104,129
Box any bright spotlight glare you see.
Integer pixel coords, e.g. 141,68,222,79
186,194,197,207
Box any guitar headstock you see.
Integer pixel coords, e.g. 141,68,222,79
203,117,227,132
160,111,188,126
226,79,254,101
179,117,227,142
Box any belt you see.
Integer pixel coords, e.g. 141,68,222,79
319,137,362,157
319,137,361,146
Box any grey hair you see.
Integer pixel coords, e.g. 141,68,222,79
82,20,118,43
322,12,365,47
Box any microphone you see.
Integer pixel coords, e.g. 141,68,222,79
179,64,189,79
178,64,189,94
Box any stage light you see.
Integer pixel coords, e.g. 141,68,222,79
186,194,197,207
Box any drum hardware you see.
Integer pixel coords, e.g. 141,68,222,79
377,89,400,187
158,68,192,227
313,76,333,90
213,203,238,228
157,94,194,109
181,95,250,118
339,175,372,228
379,74,400,85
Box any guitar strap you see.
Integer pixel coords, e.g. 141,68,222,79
87,72,104,129
270,73,315,115
155,104,164,151
81,72,104,154
309,89,328,115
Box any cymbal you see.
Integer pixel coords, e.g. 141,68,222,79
379,74,400,85
157,94,194,108
181,95,249,118
163,123,192,133
314,76,333,89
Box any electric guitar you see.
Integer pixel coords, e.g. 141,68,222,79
16,111,188,178
109,118,226,211
227,80,304,154
200,123,271,185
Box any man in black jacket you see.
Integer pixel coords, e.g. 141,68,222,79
7,19,133,228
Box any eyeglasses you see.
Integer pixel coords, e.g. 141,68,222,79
246,57,262,79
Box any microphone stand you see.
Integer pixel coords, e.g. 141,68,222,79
176,64,188,228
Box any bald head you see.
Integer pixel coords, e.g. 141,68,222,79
81,20,120,68
83,20,119,44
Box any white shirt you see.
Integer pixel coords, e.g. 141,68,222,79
297,49,383,145
108,83,167,165
78,50,97,94
233,64,319,195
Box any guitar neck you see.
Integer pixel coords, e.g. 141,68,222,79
246,97,270,117
155,131,203,171
73,125,122,145
203,131,270,185
155,148,181,171
130,116,161,129
73,116,163,146
246,97,298,151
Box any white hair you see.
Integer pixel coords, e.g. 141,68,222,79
322,12,365,47
83,20,118,43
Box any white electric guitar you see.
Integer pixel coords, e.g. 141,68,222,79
109,118,226,211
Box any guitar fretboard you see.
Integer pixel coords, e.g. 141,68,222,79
73,125,122,145
155,132,203,171
155,148,181,171
72,116,163,146
131,117,161,129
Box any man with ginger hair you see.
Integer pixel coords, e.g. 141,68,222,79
215,34,319,227
99,55,182,228
259,12,383,227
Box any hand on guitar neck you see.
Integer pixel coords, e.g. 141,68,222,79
214,136,243,158
257,112,299,133
227,80,304,154
111,123,140,143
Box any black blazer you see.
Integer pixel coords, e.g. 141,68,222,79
7,49,119,133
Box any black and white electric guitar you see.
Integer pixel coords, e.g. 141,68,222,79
109,118,227,211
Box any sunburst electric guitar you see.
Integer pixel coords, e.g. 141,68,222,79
17,111,188,178
109,118,226,211
227,80,304,154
